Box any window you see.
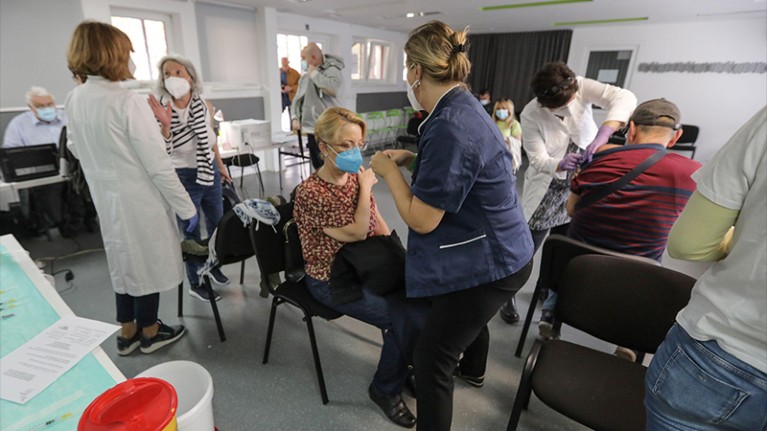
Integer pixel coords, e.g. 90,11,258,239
351,39,393,83
277,33,309,71
111,10,172,81
585,50,634,88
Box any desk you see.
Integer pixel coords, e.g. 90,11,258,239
0,174,67,212
0,235,124,431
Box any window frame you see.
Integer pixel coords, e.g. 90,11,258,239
111,7,174,83
351,38,394,85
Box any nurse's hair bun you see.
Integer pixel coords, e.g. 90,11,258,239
405,20,471,84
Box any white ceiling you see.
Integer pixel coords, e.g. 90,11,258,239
217,0,767,34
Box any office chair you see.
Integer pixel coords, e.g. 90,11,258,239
178,209,255,342
395,116,423,150
507,254,695,431
671,124,699,160
249,201,343,404
514,235,660,358
223,152,265,198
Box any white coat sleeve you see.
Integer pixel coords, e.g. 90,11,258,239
580,78,637,124
124,95,197,220
521,110,560,175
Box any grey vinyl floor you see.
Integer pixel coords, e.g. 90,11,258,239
18,154,708,431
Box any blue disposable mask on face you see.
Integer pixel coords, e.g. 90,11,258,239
327,145,363,174
495,109,509,120
301,60,308,72
37,107,57,122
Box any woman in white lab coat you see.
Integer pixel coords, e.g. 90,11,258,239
65,21,197,355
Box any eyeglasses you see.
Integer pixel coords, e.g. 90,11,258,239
332,140,368,152
537,76,575,98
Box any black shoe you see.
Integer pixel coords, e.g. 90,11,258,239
453,368,485,387
116,332,141,356
140,320,186,354
208,267,230,286
189,284,222,302
499,296,520,324
368,383,416,428
404,372,417,399
538,309,558,339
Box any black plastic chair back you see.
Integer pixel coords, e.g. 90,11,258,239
214,210,254,266
678,124,699,144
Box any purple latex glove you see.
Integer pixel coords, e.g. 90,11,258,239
185,213,199,233
583,125,616,163
558,153,584,172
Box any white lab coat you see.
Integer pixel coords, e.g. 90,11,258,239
65,76,196,296
519,77,636,221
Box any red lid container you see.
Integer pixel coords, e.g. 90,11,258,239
78,377,178,431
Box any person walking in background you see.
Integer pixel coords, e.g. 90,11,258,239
280,56,300,115
148,54,232,303
66,21,196,355
645,106,767,430
370,21,534,430
497,61,636,326
291,42,344,170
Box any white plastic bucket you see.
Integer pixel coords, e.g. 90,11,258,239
138,360,215,431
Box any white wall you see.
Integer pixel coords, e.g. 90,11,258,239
195,2,260,84
568,18,767,163
0,0,84,108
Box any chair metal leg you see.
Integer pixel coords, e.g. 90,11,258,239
507,340,542,431
203,275,226,342
304,314,330,405
262,297,280,364
177,282,184,317
515,279,543,357
239,260,245,285
256,163,265,198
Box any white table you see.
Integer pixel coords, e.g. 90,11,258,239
0,174,67,211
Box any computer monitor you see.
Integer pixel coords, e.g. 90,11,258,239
220,119,271,152
0,144,59,182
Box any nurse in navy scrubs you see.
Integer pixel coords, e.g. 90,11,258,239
370,20,534,431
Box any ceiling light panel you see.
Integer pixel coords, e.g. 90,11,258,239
481,0,592,11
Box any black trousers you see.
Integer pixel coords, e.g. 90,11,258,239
306,133,324,170
409,260,534,431
115,292,160,328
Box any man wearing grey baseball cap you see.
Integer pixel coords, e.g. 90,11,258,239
537,99,701,348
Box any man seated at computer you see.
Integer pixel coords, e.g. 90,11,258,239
2,86,67,237
3,86,67,148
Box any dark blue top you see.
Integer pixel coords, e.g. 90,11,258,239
406,87,534,297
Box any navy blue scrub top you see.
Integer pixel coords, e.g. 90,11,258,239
406,87,534,298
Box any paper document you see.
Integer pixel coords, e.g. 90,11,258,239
1,316,118,404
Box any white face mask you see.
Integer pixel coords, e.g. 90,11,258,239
165,76,191,99
480,99,490,106
406,65,424,112
128,58,136,75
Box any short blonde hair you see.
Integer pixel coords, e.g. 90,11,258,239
492,99,516,123
314,107,367,147
67,21,133,82
405,20,471,84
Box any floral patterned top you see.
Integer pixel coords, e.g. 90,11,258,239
294,173,377,281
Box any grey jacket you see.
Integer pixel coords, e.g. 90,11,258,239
291,54,345,133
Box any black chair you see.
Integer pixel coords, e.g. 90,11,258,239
515,235,660,358
249,201,342,405
507,255,695,431
278,132,312,193
178,210,254,342
671,124,699,160
223,152,265,198
395,116,423,150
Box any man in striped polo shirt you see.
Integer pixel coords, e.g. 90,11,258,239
538,99,701,346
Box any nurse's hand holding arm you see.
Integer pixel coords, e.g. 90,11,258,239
382,149,416,168
370,151,444,235
557,153,583,172
583,120,621,163
321,167,377,243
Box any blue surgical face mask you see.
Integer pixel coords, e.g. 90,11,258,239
327,145,363,174
301,60,308,72
36,107,57,122
495,109,509,120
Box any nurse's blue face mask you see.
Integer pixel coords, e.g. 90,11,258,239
326,142,366,174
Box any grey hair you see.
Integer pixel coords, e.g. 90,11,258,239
26,86,53,105
155,54,203,99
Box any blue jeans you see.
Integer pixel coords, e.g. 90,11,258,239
306,275,409,396
645,324,767,430
176,168,223,286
